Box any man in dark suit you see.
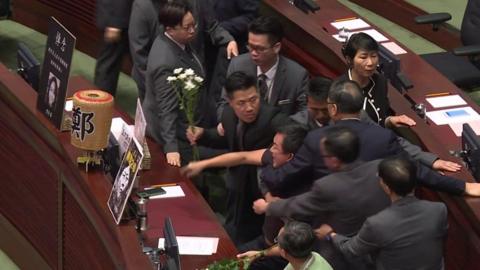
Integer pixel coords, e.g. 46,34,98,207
319,156,447,270
217,16,308,120
128,0,164,102
254,126,390,269
129,0,238,103
187,71,292,245
261,79,476,197
214,0,259,51
94,0,133,96
143,1,208,166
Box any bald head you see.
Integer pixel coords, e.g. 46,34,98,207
328,79,364,114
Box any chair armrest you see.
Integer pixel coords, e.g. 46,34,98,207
453,45,480,56
414,13,452,25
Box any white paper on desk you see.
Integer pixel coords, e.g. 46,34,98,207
381,41,407,55
331,18,370,31
158,236,219,255
110,118,135,157
426,94,467,108
333,29,388,43
64,100,73,111
426,106,480,125
149,185,185,199
449,121,480,137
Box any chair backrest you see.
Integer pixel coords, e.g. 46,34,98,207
461,0,480,46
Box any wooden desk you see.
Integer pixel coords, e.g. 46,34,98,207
260,1,480,269
349,0,461,51
0,63,236,269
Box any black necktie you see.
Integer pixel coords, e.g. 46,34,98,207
185,45,204,75
236,121,245,151
257,74,268,101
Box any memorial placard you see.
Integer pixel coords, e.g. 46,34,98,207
37,17,76,129
108,138,144,224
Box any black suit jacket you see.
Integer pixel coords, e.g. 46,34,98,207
338,72,391,126
96,0,133,30
200,104,292,243
213,0,259,47
333,196,447,270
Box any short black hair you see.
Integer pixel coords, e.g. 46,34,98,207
248,16,284,45
158,0,191,28
276,124,308,154
342,32,379,60
328,79,364,114
379,156,417,196
224,71,257,99
308,77,332,102
322,126,359,163
278,221,315,259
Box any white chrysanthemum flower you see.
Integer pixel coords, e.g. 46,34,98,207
194,76,204,83
184,68,195,76
173,68,183,74
166,76,177,82
184,80,195,91
178,73,187,79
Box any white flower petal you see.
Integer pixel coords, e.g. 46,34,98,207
173,68,183,74
184,68,195,76
194,76,204,83
166,76,177,82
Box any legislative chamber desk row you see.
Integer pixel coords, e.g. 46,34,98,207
0,63,237,269
8,0,480,269
259,1,480,269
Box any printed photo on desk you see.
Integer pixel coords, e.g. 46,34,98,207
108,138,144,224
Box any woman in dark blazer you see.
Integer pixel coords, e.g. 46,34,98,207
338,32,415,128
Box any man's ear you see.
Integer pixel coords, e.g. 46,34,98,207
165,26,174,35
273,42,281,54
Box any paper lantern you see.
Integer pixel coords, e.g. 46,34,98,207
71,90,113,151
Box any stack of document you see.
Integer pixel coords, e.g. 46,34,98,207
158,236,219,255
425,95,480,136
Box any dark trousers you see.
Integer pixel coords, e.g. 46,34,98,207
94,32,129,96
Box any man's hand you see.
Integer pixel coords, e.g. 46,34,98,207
236,250,262,261
432,159,462,172
166,152,181,167
217,123,225,136
180,162,205,178
264,192,280,203
253,199,269,214
386,114,416,127
104,27,122,42
226,41,239,59
465,182,480,197
314,224,334,240
186,126,204,145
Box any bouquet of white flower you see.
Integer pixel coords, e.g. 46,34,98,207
167,68,204,160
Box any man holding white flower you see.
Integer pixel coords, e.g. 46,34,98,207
143,1,210,166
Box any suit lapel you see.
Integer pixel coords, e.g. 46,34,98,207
178,45,204,77
271,56,286,105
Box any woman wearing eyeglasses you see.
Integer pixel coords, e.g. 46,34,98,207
338,32,415,128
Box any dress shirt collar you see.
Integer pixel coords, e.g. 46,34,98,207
257,56,279,81
164,32,186,50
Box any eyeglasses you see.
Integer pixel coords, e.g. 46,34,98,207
177,23,198,33
246,44,274,54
